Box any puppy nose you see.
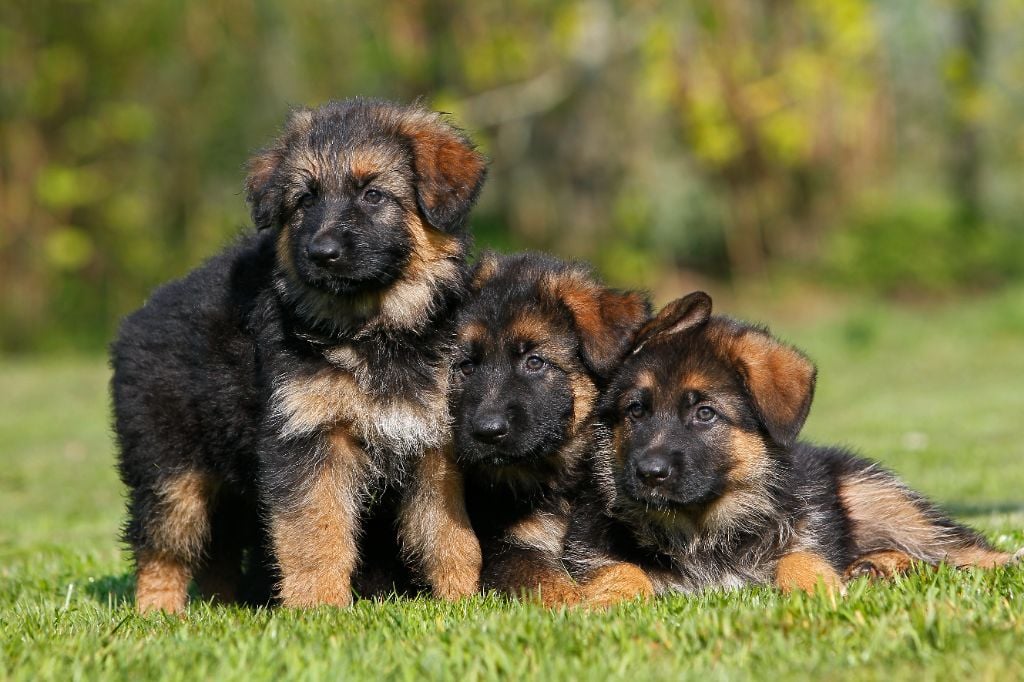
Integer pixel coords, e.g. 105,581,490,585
471,414,510,444
307,234,343,265
635,454,673,485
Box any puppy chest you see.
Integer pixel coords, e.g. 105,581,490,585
272,365,450,460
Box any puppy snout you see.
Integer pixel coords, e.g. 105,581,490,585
471,412,510,444
635,452,673,486
307,232,344,266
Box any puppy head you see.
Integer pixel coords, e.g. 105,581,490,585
598,292,815,530
452,252,649,479
245,99,486,300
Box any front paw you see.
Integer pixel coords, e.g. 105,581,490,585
843,550,917,581
430,543,483,600
581,563,654,609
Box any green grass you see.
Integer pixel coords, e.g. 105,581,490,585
2,288,1023,681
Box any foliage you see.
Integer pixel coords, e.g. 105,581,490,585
823,192,1024,295
2,0,1024,351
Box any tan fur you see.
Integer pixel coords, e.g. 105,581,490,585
634,370,657,392
399,112,486,216
495,557,581,607
775,551,843,594
725,429,770,485
509,511,570,557
147,470,218,563
398,446,482,599
377,214,463,332
582,562,656,608
271,429,367,608
458,320,488,346
471,253,500,289
347,146,403,181
568,373,598,431
505,312,560,345
541,271,648,372
844,550,917,580
136,550,191,614
677,371,716,393
272,365,449,458
838,472,1012,567
720,327,815,435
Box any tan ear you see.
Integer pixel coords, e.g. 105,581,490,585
402,114,487,233
469,251,500,291
727,327,816,447
544,271,650,379
632,291,713,353
244,108,313,230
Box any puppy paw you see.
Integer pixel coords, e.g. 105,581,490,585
581,563,654,609
843,550,918,581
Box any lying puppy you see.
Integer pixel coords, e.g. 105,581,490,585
564,292,1020,605
451,253,649,605
112,99,486,612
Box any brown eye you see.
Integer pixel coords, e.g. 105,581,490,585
627,402,646,420
524,355,545,372
459,360,475,377
362,188,383,205
299,192,316,209
695,406,717,423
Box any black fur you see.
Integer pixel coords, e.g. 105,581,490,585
564,293,1011,596
451,252,649,601
112,99,485,609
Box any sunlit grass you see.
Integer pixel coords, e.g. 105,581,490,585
2,289,1022,680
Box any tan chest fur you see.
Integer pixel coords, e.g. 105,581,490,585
271,347,451,462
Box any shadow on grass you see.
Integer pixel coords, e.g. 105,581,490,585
85,573,135,608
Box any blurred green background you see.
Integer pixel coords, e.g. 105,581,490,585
2,0,1024,352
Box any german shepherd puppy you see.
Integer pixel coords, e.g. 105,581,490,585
451,252,649,605
564,292,1020,605
112,99,487,612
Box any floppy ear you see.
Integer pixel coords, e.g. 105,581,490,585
403,115,487,233
727,328,816,448
244,107,313,230
545,272,651,379
632,291,713,353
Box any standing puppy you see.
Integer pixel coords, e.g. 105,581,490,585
112,99,486,612
565,292,1019,605
451,253,649,605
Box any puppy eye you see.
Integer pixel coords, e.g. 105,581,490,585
459,360,475,377
695,406,717,423
299,192,316,209
362,188,384,205
524,355,545,372
626,402,646,420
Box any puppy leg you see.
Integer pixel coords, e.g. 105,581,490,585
268,430,367,608
194,501,246,604
582,562,655,608
844,550,919,581
775,551,844,595
398,445,481,599
133,469,219,614
483,546,581,607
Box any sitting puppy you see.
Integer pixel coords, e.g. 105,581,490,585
451,253,649,605
564,292,1020,605
112,99,486,612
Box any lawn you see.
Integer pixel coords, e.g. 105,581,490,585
2,288,1023,681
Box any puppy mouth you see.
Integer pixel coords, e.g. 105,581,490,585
300,263,404,294
623,476,723,512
